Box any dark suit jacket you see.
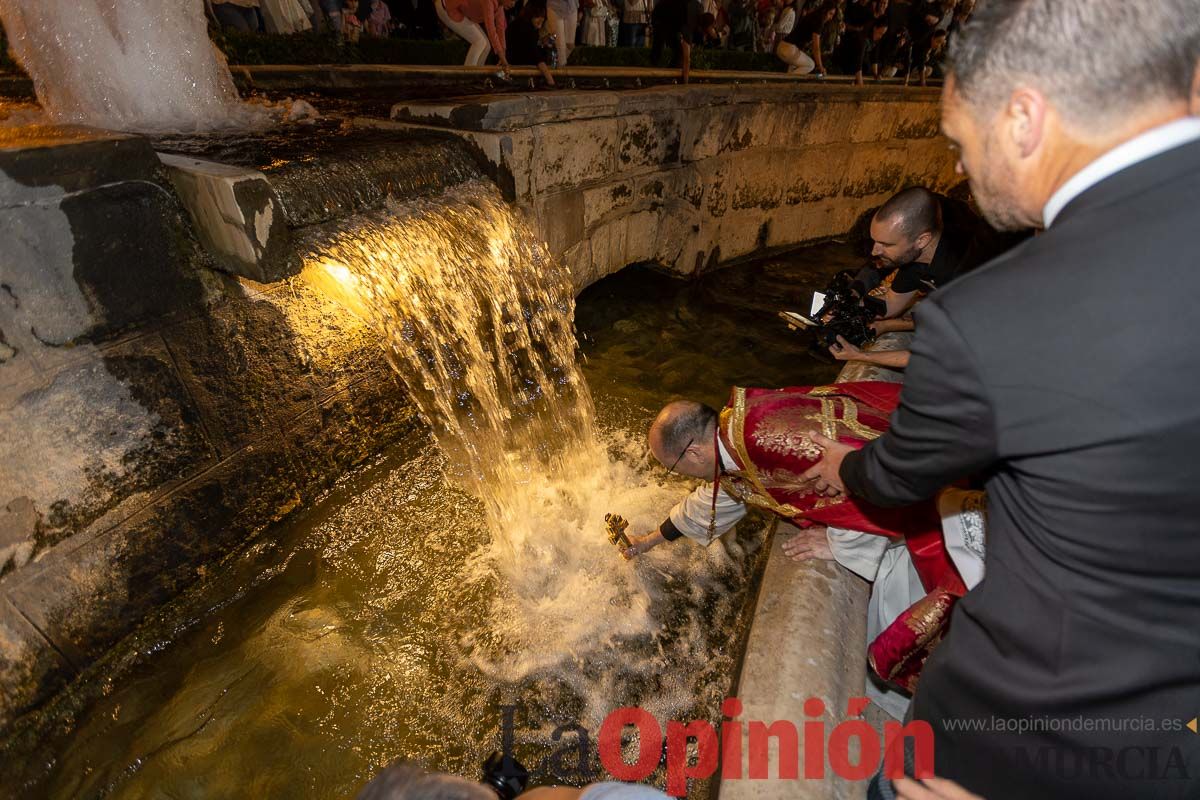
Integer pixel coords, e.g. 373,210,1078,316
842,136,1200,799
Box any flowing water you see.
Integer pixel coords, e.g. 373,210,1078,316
0,0,272,131
16,181,850,798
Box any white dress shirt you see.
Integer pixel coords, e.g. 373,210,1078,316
1042,117,1200,228
664,439,748,543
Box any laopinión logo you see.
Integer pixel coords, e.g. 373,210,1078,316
498,696,934,796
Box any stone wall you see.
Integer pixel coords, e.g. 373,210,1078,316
383,83,960,291
0,127,418,732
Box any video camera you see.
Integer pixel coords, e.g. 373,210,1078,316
481,751,530,799
780,269,887,361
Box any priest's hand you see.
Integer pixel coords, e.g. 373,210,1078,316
802,432,853,496
894,777,986,800
781,525,834,562
623,531,665,559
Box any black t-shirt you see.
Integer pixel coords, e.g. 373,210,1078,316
785,7,828,47
890,196,1001,294
506,18,544,65
843,0,874,28
652,0,701,39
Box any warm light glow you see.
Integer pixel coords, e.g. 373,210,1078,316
301,258,371,322
322,260,356,287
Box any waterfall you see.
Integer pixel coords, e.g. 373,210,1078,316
302,181,701,689
0,0,272,132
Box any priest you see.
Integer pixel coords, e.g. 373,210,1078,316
626,383,973,695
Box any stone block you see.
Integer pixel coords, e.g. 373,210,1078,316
0,126,156,199
720,528,869,800
0,169,207,348
0,334,215,554
715,210,772,262
586,217,631,282
0,497,39,573
623,210,661,266
4,435,301,668
537,189,586,258
161,294,319,458
0,596,74,729
158,153,294,284
617,112,682,172
531,118,620,194
562,239,593,294
891,101,945,140
261,133,481,228
840,144,908,199
779,146,855,206
792,100,866,148
274,288,387,403
0,280,42,410
284,376,421,501
683,103,774,163
654,206,701,274
581,180,637,231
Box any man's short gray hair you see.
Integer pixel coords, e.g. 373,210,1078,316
948,0,1200,127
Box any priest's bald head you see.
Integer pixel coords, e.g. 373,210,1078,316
649,400,720,480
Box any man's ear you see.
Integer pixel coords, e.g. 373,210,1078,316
1005,87,1047,159
914,231,934,252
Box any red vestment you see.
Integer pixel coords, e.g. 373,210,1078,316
717,383,966,692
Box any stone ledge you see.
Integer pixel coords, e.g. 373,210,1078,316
721,335,908,798
0,125,156,198
390,84,944,132
158,153,294,283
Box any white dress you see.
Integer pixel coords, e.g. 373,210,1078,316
583,0,611,45
260,0,314,32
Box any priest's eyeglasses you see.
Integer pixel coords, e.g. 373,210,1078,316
666,437,695,476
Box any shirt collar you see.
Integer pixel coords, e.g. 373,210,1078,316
1042,117,1200,228
717,438,737,472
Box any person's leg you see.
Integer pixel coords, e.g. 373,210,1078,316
546,6,570,66
618,21,632,46
633,23,645,47
435,0,492,64
652,24,678,64
467,33,493,65
320,0,344,30
775,41,815,73
562,7,578,60
650,22,665,63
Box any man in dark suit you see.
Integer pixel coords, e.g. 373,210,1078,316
802,1,1200,798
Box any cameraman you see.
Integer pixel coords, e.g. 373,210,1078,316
830,186,1005,369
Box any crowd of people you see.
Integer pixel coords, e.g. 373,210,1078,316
206,0,972,84
205,0,416,41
